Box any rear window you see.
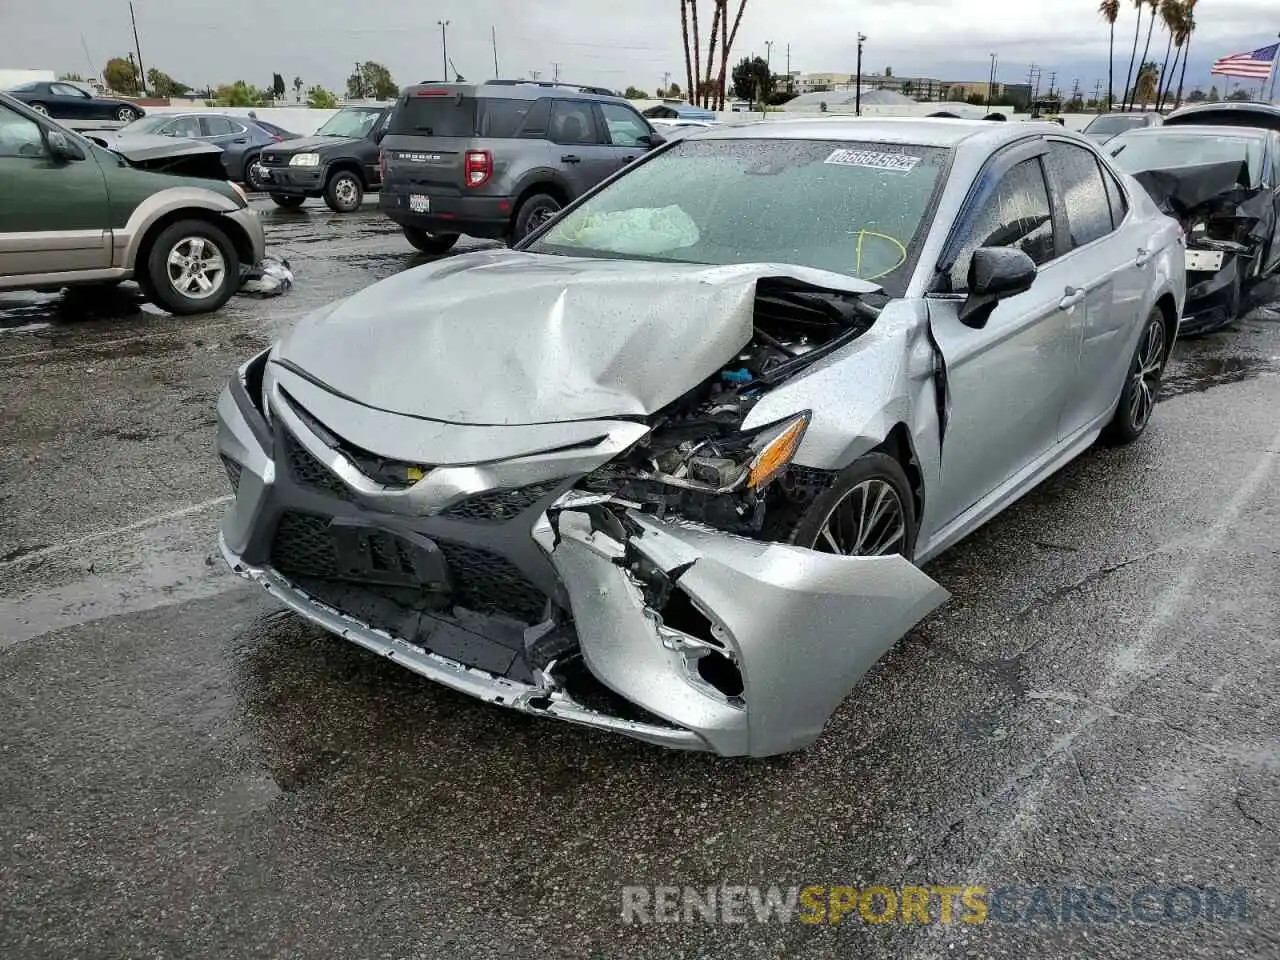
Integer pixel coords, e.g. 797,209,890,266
390,95,477,137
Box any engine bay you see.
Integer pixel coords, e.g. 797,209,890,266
577,280,881,537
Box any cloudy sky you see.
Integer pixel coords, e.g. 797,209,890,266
4,0,1277,97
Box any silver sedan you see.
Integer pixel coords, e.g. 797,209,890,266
216,118,1186,756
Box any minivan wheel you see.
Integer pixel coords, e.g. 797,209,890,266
144,220,240,316
403,227,460,255
513,193,562,240
1103,307,1167,445
788,453,918,562
270,194,306,209
324,171,363,213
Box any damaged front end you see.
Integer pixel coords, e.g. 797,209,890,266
1132,160,1271,332
217,257,948,756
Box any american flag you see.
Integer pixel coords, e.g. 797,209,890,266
1210,42,1279,80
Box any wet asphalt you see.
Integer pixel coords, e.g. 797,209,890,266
1,198,1278,960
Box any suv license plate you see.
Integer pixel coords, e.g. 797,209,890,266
1185,249,1224,272
409,194,430,213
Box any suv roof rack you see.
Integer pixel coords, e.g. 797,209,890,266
482,79,619,97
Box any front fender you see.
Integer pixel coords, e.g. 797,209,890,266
114,186,243,269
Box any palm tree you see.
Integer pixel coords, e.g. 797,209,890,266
1135,61,1160,107
680,1,695,106
691,0,702,110
1099,0,1121,110
1133,0,1161,110
1173,0,1197,109
703,0,722,108
1121,0,1144,110
1155,0,1181,109
716,1,749,110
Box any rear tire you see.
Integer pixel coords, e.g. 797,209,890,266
270,194,306,209
143,219,240,316
1103,306,1167,445
324,170,363,213
243,154,266,190
512,193,562,241
403,227,459,255
788,453,918,562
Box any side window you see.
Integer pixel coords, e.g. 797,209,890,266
201,116,235,136
1043,142,1115,248
549,100,600,145
517,98,552,139
1101,164,1129,228
167,116,203,138
51,83,88,98
948,157,1055,291
479,100,533,138
0,104,47,159
599,103,651,147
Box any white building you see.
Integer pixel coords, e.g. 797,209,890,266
1,68,56,90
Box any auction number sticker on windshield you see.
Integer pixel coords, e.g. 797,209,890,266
824,149,921,172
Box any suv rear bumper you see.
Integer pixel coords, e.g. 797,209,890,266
379,187,514,240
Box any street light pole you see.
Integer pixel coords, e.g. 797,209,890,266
438,21,450,82
987,53,998,109
856,33,866,116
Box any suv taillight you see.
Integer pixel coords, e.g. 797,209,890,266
464,149,492,188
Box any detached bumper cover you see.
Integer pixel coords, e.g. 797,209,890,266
217,356,948,757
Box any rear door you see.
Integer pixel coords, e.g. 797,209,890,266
596,101,656,172
0,102,110,279
924,147,1081,532
548,99,615,195
1043,138,1141,439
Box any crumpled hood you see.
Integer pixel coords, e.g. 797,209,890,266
1130,159,1256,220
276,249,879,426
91,132,221,163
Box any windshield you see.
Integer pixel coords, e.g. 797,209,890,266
315,109,382,138
1085,115,1148,136
528,138,949,296
1109,132,1263,182
119,116,171,135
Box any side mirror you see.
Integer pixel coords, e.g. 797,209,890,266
642,131,666,148
44,130,84,163
958,247,1037,329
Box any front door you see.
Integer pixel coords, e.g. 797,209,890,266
0,102,110,279
923,150,1081,534
549,99,616,195
596,102,656,172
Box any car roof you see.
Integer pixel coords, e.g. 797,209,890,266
1167,100,1280,119
399,81,622,102
1110,124,1268,140
692,116,1074,149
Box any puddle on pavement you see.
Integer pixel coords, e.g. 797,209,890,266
1161,354,1280,399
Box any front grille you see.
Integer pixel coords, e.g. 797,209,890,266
270,510,547,622
282,429,354,501
281,389,428,490
221,455,243,493
443,482,562,521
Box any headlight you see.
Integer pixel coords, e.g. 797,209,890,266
648,412,811,493
289,153,321,167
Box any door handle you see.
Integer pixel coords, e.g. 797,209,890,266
1134,247,1152,268
1058,287,1086,310
233,138,248,144
561,154,581,164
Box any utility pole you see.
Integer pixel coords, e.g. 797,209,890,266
353,61,364,98
661,71,671,95
786,43,792,92
530,70,542,81
986,52,998,109
1047,71,1057,100
764,41,774,72
1071,78,1080,106
552,62,561,83
1092,79,1104,111
856,33,866,116
491,26,500,79
128,2,147,95
438,21,450,83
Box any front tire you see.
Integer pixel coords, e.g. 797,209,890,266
116,106,139,122
270,194,306,209
788,453,918,561
512,193,562,241
30,103,50,116
324,170,363,213
144,220,240,316
242,154,266,190
1103,307,1167,445
403,227,460,255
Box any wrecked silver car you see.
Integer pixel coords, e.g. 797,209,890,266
1109,124,1280,335
217,120,1185,756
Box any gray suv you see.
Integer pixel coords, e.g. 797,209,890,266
378,80,663,253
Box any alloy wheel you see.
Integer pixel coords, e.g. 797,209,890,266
165,237,226,301
1128,316,1165,431
116,106,136,122
31,104,50,116
811,479,907,557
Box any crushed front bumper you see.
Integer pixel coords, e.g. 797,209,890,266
216,357,949,756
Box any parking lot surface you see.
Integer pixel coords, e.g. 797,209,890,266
2,200,1278,959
